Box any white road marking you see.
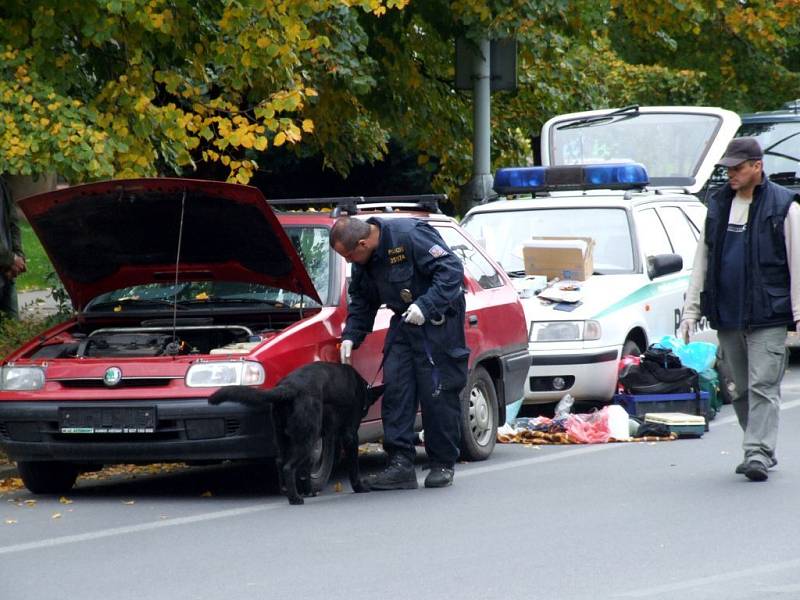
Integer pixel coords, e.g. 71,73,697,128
615,557,800,598
2,398,799,558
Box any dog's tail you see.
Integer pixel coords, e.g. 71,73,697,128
208,385,294,407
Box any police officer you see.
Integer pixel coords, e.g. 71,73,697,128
330,216,469,489
0,177,25,319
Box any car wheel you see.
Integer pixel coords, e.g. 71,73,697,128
622,339,642,357
308,431,337,494
459,366,498,462
17,461,79,494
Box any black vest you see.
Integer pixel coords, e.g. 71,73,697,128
702,177,796,329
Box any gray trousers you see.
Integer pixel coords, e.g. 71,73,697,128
717,326,787,465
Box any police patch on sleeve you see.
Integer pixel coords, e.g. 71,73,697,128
428,244,448,258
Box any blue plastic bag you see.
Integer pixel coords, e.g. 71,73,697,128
653,335,717,373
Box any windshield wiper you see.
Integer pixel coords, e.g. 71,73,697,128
556,105,640,131
88,298,189,311
505,270,529,278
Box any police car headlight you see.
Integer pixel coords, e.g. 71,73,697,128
1,366,46,391
185,361,265,387
530,320,602,342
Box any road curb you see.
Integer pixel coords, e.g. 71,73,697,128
0,464,18,480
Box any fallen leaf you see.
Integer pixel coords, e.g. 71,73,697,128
122,500,135,505
5,519,17,525
51,513,62,519
334,482,343,493
59,497,73,505
23,499,37,507
201,491,212,497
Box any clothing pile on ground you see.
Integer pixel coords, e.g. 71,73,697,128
497,409,678,445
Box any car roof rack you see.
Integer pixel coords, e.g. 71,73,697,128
267,195,445,217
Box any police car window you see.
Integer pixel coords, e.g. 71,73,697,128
682,205,706,234
434,226,503,289
461,208,634,275
636,209,673,256
657,207,698,268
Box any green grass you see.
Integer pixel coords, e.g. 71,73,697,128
15,222,54,291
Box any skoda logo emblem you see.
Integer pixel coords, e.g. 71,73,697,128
103,367,122,387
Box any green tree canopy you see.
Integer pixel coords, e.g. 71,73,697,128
1,1,798,208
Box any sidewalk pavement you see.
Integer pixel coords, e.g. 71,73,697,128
17,288,59,316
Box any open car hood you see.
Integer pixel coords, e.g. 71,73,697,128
20,178,322,310
541,106,741,194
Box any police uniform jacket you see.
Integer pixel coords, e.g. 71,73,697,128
342,217,469,363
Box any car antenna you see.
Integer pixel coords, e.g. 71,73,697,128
165,190,187,356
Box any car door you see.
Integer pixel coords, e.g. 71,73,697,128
656,204,707,337
633,206,688,342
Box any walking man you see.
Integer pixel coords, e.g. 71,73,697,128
0,177,25,319
680,137,800,481
331,216,469,489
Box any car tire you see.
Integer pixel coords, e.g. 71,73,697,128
17,461,79,494
622,339,642,357
459,366,498,462
308,431,337,494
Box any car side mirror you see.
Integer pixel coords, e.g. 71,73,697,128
647,253,683,279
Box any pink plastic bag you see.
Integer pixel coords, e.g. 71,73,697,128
566,407,611,443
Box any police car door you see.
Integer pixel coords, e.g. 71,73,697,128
633,206,688,342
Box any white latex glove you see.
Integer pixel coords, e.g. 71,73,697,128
340,340,353,365
402,303,425,326
679,318,697,345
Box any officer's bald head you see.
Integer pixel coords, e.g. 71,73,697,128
330,217,371,251
330,217,376,264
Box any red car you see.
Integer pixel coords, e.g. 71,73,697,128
0,179,529,494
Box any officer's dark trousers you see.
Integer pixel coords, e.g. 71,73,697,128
381,326,463,467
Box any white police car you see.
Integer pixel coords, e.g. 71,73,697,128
461,106,740,404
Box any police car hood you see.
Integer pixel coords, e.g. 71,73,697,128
19,178,322,310
541,106,740,194
516,274,682,324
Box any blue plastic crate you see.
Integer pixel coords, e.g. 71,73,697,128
613,392,710,430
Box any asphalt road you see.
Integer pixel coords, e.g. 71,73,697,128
3,366,800,599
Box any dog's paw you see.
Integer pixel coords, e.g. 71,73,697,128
354,479,371,493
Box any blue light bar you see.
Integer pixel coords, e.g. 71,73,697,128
493,163,649,195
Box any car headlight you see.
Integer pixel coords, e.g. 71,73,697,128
1,366,46,391
185,361,265,388
529,320,602,342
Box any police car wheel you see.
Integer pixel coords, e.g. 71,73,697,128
17,461,79,495
308,432,337,494
622,339,641,357
459,366,498,462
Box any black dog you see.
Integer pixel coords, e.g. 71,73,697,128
208,362,382,505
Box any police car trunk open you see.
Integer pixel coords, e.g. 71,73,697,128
462,106,740,405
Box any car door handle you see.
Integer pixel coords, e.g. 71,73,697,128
468,315,478,326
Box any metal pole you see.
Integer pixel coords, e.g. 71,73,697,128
463,38,493,212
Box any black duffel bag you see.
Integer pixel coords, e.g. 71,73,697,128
619,347,700,395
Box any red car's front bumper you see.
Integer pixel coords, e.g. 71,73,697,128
0,398,277,464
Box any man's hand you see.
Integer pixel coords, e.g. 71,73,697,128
13,254,26,275
679,318,697,345
340,340,353,365
402,303,425,326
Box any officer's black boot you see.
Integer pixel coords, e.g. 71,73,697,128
424,463,454,488
366,454,418,491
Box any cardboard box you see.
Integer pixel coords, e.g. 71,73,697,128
522,236,594,281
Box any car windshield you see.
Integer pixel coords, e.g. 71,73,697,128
462,208,634,275
550,112,722,187
738,121,800,176
85,226,331,311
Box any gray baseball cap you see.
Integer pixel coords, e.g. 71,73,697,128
717,137,764,167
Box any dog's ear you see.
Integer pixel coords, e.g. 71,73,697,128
366,384,384,406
